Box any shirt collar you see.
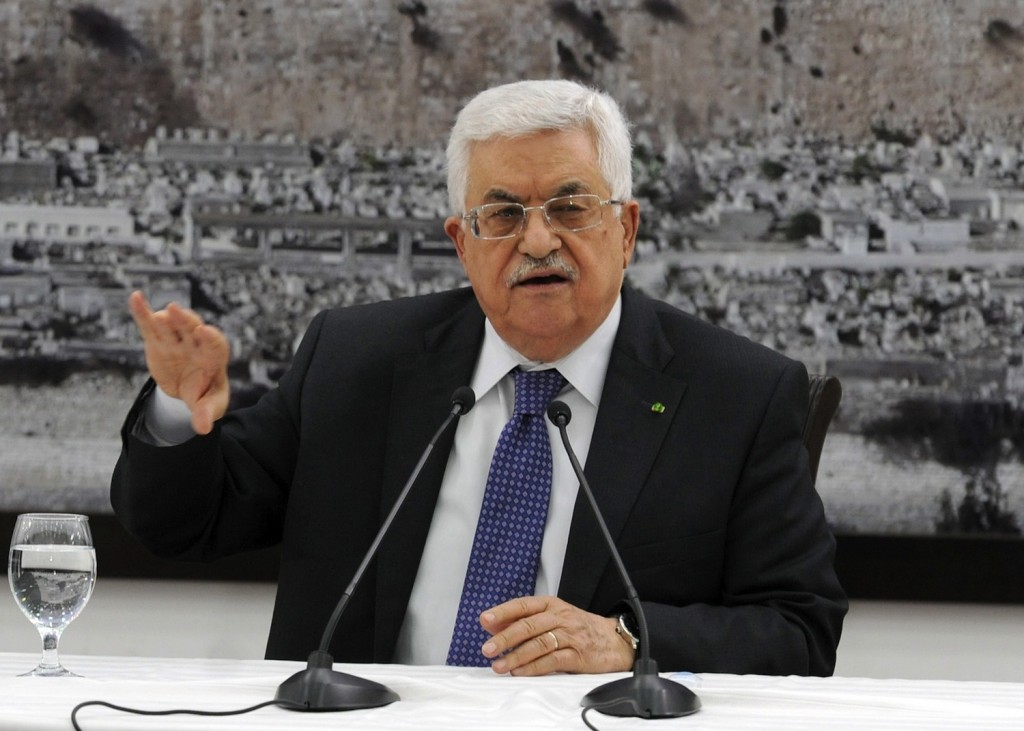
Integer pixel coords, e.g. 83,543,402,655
470,294,621,408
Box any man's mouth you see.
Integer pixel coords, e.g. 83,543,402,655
519,273,568,286
507,254,579,288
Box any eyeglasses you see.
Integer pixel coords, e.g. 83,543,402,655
462,194,623,240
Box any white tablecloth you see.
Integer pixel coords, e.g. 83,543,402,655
0,653,1021,730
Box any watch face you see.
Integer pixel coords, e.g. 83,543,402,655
618,613,639,649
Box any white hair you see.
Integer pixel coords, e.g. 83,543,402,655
445,79,633,213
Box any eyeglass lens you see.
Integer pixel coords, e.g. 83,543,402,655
473,195,604,238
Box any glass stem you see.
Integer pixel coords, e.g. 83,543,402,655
38,629,63,670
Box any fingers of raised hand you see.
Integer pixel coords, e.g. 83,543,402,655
176,336,229,391
128,290,158,339
156,302,207,347
128,291,231,433
190,324,230,364
129,291,206,346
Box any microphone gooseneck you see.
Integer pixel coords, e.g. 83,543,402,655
546,400,700,719
276,387,476,712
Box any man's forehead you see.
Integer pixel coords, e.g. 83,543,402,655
465,132,605,202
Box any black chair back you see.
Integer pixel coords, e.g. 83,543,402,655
803,375,842,485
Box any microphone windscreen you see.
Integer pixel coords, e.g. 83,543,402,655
547,399,572,426
451,386,476,414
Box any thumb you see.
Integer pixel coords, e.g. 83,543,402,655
190,401,215,436
190,379,231,435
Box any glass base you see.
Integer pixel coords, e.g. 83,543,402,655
19,665,80,678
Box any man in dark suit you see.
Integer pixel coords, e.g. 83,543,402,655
111,79,846,677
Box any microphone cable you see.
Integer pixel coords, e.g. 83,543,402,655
73,696,638,730
71,698,307,730
580,698,645,730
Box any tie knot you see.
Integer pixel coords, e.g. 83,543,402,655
512,368,566,417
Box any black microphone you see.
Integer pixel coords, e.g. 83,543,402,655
276,386,476,712
546,400,700,719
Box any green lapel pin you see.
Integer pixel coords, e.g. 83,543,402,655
650,401,666,414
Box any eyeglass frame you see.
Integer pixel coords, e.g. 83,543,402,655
460,194,625,240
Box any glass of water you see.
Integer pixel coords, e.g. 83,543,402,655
8,513,96,677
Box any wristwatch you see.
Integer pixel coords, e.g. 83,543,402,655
615,611,639,652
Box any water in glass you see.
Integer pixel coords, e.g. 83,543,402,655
8,513,96,677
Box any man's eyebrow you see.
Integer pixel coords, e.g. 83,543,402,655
481,181,593,203
482,188,521,203
553,180,591,197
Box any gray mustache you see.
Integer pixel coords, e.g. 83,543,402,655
506,253,579,287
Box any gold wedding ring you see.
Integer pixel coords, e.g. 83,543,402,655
547,631,559,650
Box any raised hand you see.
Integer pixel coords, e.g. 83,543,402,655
128,290,231,435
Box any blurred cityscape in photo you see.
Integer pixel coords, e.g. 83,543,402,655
5,0,1024,539
1,124,1021,537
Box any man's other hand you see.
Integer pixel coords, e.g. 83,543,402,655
479,595,635,676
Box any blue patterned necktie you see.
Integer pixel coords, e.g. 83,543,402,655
446,368,567,666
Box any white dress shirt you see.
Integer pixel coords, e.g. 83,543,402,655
394,297,620,663
141,296,622,665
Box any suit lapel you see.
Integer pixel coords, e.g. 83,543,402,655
373,295,484,661
367,286,689,651
558,288,688,610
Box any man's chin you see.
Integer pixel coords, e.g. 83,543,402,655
502,317,582,362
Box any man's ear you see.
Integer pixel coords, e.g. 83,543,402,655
619,200,640,267
444,216,467,262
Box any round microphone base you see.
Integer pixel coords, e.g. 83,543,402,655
581,664,701,718
275,651,399,712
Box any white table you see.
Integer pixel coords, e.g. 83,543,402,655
1,653,1022,730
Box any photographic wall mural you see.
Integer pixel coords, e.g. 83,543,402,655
1,0,1021,598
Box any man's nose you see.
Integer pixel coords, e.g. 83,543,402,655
518,209,562,259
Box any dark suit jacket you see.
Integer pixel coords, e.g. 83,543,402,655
111,285,847,675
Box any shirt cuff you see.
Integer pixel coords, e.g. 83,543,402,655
135,385,197,446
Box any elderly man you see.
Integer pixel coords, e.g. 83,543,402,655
111,79,846,677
